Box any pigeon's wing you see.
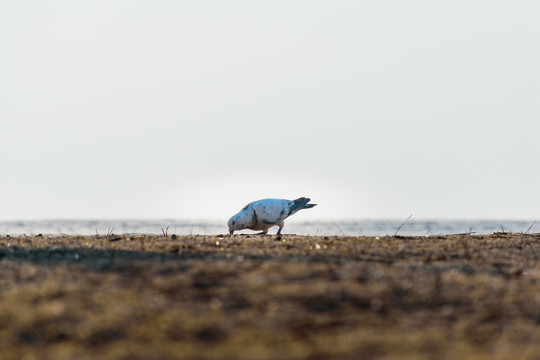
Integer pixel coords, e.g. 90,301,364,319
251,199,290,224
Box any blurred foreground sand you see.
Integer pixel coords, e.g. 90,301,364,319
0,233,539,360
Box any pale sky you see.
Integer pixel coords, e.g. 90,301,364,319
1,1,539,221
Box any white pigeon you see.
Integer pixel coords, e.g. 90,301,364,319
228,197,317,235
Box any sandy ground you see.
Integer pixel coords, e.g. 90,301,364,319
0,233,539,360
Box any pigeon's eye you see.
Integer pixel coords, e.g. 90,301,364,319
232,221,236,225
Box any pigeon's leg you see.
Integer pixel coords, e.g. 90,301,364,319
276,222,284,235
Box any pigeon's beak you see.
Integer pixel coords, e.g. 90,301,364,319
229,229,234,236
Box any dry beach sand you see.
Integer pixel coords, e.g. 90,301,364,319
0,233,539,359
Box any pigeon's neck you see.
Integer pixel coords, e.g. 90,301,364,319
248,206,258,226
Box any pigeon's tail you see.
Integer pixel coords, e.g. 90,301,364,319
291,197,317,213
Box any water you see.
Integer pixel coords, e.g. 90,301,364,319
0,219,537,236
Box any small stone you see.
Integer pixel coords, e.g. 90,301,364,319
209,297,222,310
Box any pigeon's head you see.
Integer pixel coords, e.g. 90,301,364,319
227,213,246,235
